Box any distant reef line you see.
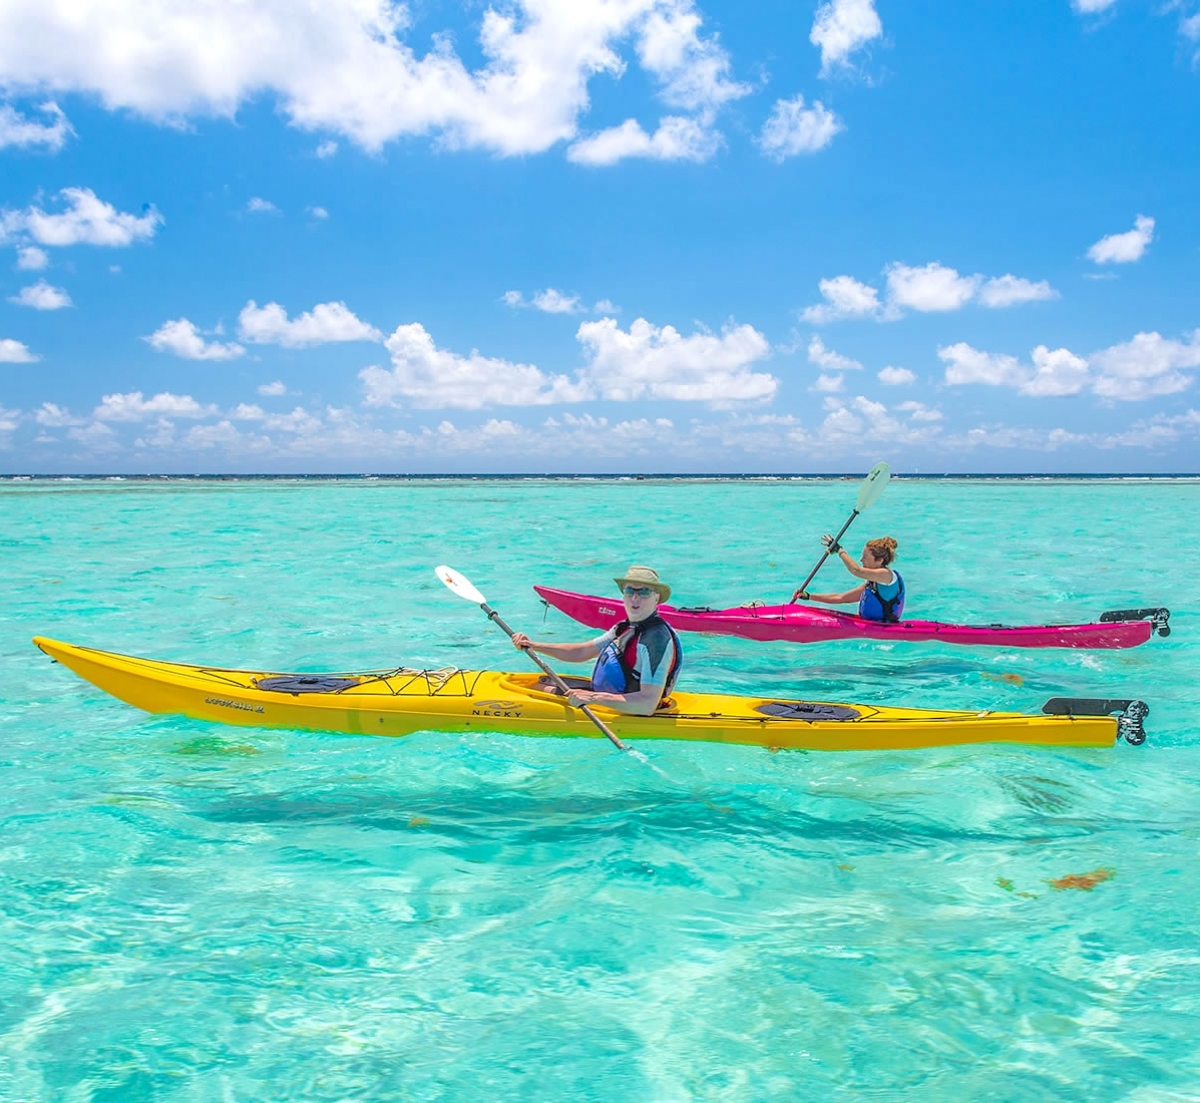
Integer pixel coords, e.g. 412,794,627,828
3,472,1199,483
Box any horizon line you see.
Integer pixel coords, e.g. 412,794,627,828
4,471,1200,480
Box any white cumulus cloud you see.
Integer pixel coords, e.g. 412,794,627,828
9,279,72,309
817,394,941,447
636,4,749,112
504,289,619,314
16,246,49,270
1023,345,1091,397
1073,0,1117,13
1087,214,1155,264
886,262,981,313
237,300,382,348
939,343,1027,388
0,337,38,362
257,380,287,396
877,365,914,385
504,288,586,314
811,0,883,73
577,317,775,405
804,263,1058,322
896,400,941,421
978,274,1059,308
247,197,280,214
800,275,881,323
568,115,719,165
0,1,744,160
807,335,862,371
361,323,589,409
35,402,82,427
0,101,73,150
1090,330,1200,400
758,95,842,160
94,391,219,421
940,331,1200,401
145,319,245,361
1,187,162,247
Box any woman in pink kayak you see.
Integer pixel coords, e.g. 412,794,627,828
792,535,905,622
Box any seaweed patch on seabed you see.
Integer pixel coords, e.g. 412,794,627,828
981,671,1024,686
996,876,1039,898
1046,867,1116,891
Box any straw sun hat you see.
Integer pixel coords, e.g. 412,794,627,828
613,565,671,602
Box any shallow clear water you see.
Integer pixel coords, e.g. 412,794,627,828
2,476,1198,1100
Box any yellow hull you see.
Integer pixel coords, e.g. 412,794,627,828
33,636,1120,751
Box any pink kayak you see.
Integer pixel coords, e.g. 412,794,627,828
533,586,1171,650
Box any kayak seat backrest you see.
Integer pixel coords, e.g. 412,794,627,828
756,702,860,721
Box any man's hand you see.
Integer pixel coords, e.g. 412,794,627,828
511,632,532,650
791,589,810,603
566,688,599,708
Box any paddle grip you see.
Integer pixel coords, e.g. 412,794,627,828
481,603,627,751
792,508,860,600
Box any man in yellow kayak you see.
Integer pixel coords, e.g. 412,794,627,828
512,565,683,716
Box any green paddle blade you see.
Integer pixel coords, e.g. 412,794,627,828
855,462,890,511
436,565,486,605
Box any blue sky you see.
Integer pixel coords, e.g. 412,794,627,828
1,0,1198,473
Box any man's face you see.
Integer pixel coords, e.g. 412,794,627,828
621,585,660,623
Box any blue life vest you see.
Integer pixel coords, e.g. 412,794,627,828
591,614,682,700
859,571,905,623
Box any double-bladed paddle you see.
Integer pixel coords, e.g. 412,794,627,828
436,565,628,752
790,462,891,603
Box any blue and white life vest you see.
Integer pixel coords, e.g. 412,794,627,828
591,614,682,700
859,571,905,623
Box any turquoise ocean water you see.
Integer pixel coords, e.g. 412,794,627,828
2,476,1198,1100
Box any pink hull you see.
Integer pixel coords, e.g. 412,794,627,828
534,586,1160,650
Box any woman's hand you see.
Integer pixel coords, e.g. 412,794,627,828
821,534,842,555
791,589,810,603
512,632,532,650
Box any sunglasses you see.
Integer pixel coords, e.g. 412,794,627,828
622,586,654,598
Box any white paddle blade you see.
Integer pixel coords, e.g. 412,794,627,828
435,565,486,605
856,462,890,511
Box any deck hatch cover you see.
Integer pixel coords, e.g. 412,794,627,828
755,702,860,721
254,676,361,694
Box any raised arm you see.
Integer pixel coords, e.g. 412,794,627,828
821,536,895,584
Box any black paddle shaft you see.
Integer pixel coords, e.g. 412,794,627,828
794,508,860,598
480,603,627,751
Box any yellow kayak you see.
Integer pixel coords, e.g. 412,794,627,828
32,637,1147,751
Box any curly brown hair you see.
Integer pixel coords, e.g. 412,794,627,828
865,537,898,566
